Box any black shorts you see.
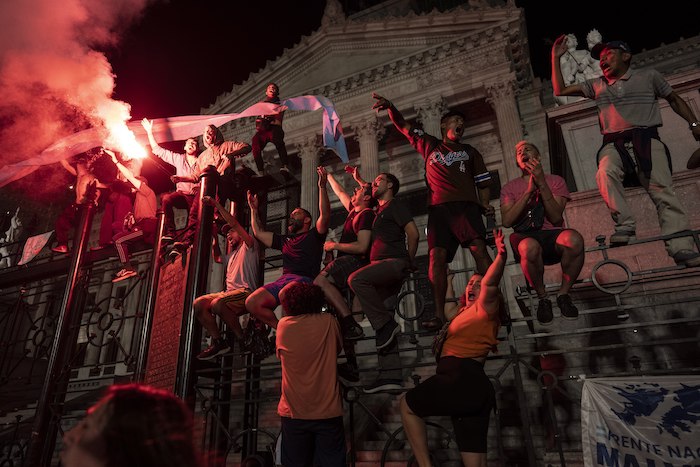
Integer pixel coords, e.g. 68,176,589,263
509,229,565,265
321,255,367,289
427,202,486,262
405,356,494,453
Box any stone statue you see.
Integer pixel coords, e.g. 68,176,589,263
585,29,604,80
0,207,23,268
554,32,601,105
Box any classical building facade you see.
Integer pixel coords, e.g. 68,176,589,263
2,1,700,465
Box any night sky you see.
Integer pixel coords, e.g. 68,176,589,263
107,0,700,119
0,0,697,201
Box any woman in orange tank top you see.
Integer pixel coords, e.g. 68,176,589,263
400,229,507,467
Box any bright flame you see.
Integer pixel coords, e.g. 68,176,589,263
96,99,146,160
106,121,146,160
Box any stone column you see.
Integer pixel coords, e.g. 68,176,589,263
485,78,523,182
352,116,385,182
415,97,448,138
295,135,322,220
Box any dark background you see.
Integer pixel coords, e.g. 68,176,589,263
107,0,700,119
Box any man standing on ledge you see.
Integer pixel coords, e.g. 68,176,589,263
552,36,700,267
252,82,291,177
372,93,493,331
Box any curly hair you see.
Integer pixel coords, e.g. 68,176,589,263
280,282,326,316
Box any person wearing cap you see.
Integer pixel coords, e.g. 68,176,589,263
552,36,700,268
191,196,260,360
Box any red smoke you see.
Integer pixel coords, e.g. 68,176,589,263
0,0,152,198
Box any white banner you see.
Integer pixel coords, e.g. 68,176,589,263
0,95,348,188
581,376,700,466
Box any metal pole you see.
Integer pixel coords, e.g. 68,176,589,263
214,201,236,459
134,210,165,381
175,166,217,403
26,194,96,466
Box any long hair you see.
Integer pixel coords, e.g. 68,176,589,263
97,384,202,467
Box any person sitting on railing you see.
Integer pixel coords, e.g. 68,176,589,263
400,228,507,467
500,141,584,325
314,165,375,383
349,172,419,394
141,117,200,243
106,149,157,283
245,166,330,331
60,383,203,467
552,36,700,268
315,165,374,341
193,196,260,360
172,124,251,253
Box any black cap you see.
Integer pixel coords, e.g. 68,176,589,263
591,41,632,60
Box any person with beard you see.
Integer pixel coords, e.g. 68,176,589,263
172,124,251,253
314,165,373,341
399,229,506,467
552,36,700,268
314,165,374,383
371,93,493,332
349,172,419,393
252,82,291,176
193,196,260,360
244,166,330,330
500,141,584,325
141,118,200,242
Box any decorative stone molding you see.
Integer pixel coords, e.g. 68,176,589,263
415,98,448,122
415,97,448,135
484,79,517,104
205,13,526,114
351,117,386,143
293,135,323,160
293,135,322,219
321,0,345,28
484,77,523,181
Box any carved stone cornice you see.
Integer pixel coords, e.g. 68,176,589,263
350,117,386,142
321,0,345,28
204,7,527,115
415,98,448,124
293,135,322,160
484,78,517,107
631,35,700,76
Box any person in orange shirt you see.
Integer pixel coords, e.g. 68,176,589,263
275,282,345,467
400,229,506,467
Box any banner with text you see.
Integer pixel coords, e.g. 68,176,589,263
582,376,700,466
